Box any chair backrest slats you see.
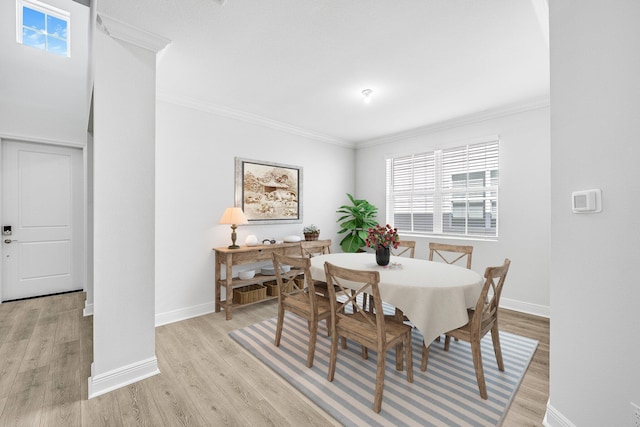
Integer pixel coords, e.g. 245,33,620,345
323,262,385,342
391,240,416,258
472,258,511,333
428,242,473,269
300,239,332,258
272,253,315,310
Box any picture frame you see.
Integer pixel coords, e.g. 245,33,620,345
235,157,303,224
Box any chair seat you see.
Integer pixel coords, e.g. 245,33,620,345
284,292,332,318
337,312,412,348
446,308,494,338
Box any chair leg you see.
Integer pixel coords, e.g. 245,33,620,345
420,340,430,372
274,306,284,347
471,338,488,399
361,345,368,360
328,332,339,382
395,308,404,371
373,349,386,413
444,335,451,351
491,323,505,371
405,333,413,383
306,321,318,368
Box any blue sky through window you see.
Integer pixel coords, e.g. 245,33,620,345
20,3,69,57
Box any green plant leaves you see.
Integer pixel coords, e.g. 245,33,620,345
336,193,379,253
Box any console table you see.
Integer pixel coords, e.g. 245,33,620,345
214,242,302,320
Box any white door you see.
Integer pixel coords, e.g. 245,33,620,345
2,140,83,301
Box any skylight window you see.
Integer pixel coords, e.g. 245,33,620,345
17,0,70,57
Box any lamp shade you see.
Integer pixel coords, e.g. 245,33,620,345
219,207,249,225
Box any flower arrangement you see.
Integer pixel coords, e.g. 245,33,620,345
365,224,400,250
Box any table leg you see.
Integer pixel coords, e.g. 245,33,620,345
215,261,221,313
225,262,233,320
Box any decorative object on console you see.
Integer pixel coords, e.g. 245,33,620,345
245,234,258,246
283,235,301,243
261,264,290,275
238,270,255,280
303,224,320,241
219,207,249,249
235,157,303,224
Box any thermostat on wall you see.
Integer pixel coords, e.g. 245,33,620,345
572,189,602,213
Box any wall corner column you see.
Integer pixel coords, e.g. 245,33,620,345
89,13,170,398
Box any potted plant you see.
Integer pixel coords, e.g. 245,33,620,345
303,224,321,241
336,193,379,252
365,223,400,266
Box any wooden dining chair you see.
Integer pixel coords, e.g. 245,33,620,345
391,240,416,258
272,253,332,368
421,258,511,400
324,261,413,413
300,239,332,258
299,239,335,294
428,242,473,269
423,242,475,347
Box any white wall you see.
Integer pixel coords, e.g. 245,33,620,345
155,99,355,324
547,1,640,425
0,0,89,145
355,107,550,316
89,20,160,397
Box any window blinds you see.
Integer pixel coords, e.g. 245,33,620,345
386,139,499,238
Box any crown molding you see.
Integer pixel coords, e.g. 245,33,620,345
157,91,354,148
97,14,171,53
355,96,550,149
530,0,550,49
0,132,86,148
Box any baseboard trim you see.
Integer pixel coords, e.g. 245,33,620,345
83,301,94,317
543,400,576,427
501,297,549,318
155,301,215,327
154,298,548,326
88,357,160,399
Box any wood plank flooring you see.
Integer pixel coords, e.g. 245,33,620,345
0,291,549,426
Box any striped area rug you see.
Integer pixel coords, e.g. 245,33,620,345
229,313,538,427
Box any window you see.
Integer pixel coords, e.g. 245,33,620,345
386,139,499,239
17,0,70,57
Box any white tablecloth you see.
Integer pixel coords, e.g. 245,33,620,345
309,252,484,343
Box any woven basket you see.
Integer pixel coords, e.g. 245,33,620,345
265,279,295,296
304,233,320,241
233,284,267,304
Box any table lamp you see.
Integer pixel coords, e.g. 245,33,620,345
219,207,249,249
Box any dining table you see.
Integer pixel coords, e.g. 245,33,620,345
308,252,484,345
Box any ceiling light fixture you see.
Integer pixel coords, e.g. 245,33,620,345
362,88,373,103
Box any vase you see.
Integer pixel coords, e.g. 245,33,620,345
375,247,390,266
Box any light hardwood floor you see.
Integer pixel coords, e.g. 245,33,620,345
0,291,549,426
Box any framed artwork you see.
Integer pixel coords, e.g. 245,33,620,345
235,157,303,224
